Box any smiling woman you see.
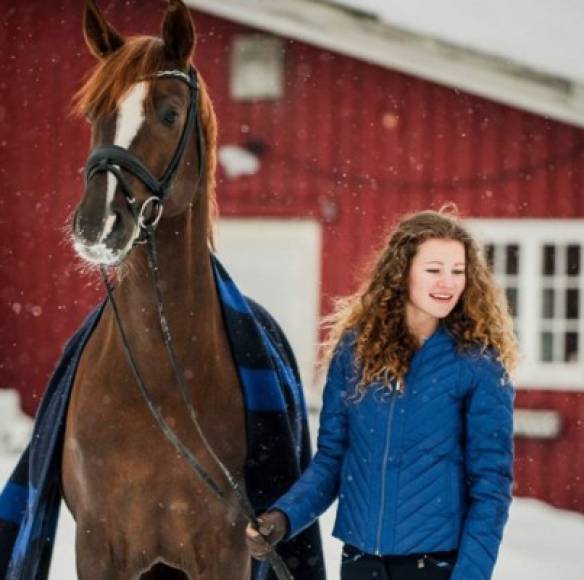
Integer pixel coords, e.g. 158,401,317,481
246,206,520,580
406,238,467,344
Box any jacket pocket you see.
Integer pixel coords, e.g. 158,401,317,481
415,461,451,518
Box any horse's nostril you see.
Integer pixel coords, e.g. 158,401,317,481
73,211,90,242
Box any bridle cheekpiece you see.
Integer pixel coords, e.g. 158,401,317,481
84,66,205,241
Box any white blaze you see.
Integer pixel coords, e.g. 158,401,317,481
102,82,147,240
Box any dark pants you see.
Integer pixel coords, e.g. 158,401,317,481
341,545,457,580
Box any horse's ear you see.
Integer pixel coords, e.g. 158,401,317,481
83,0,125,60
161,0,195,65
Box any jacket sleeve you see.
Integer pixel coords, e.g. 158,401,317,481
451,356,515,580
271,338,351,539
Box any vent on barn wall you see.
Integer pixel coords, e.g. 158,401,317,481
514,409,562,440
230,34,284,101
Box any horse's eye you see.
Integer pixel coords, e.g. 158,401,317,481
162,109,179,127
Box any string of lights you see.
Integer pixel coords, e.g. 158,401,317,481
256,140,584,192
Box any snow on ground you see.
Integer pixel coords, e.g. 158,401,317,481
1,411,584,579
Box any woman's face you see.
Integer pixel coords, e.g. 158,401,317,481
407,238,466,322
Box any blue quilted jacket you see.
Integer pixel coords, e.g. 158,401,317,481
273,326,514,580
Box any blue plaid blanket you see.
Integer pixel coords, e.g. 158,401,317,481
0,257,325,580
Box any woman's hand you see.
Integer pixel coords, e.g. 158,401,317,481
245,510,289,561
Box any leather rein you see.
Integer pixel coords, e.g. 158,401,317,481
84,67,293,580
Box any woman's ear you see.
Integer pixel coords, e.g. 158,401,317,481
83,0,125,60
161,0,196,65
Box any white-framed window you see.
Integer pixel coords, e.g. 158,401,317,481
465,219,584,391
230,35,284,101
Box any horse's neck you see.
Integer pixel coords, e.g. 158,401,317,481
111,205,219,355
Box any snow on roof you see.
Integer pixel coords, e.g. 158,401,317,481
186,0,584,127
333,0,584,84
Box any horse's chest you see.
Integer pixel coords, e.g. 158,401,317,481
63,338,246,517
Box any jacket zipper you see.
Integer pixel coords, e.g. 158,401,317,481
375,382,398,555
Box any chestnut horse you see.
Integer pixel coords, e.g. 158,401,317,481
62,1,250,578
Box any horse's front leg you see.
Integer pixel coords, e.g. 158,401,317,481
211,513,251,580
181,511,251,580
184,547,251,580
74,521,133,580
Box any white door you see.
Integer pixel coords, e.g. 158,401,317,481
215,218,321,398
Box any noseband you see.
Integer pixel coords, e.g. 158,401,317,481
84,67,205,237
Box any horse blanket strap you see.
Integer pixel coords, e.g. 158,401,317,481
0,257,325,580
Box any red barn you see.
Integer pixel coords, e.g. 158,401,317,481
1,0,583,514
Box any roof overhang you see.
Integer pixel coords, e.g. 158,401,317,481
186,0,584,129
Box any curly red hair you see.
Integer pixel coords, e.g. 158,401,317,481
321,206,520,392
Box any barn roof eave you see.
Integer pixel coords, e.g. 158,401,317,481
185,0,584,129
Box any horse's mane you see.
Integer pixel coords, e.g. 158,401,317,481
73,36,218,245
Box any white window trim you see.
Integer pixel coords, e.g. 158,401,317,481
215,218,321,398
465,219,584,392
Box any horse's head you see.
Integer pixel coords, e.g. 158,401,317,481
72,0,215,266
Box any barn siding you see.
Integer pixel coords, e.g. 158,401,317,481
1,1,583,512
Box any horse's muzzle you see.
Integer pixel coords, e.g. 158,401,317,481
72,204,139,266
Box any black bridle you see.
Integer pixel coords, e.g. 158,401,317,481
85,68,293,579
85,67,205,238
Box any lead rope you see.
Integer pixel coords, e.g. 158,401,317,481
143,228,251,508
99,250,293,580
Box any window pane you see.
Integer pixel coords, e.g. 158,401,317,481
542,245,555,276
506,244,519,275
485,244,495,271
542,288,555,319
566,288,579,320
565,332,579,363
567,245,580,276
541,332,554,362
505,287,518,317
